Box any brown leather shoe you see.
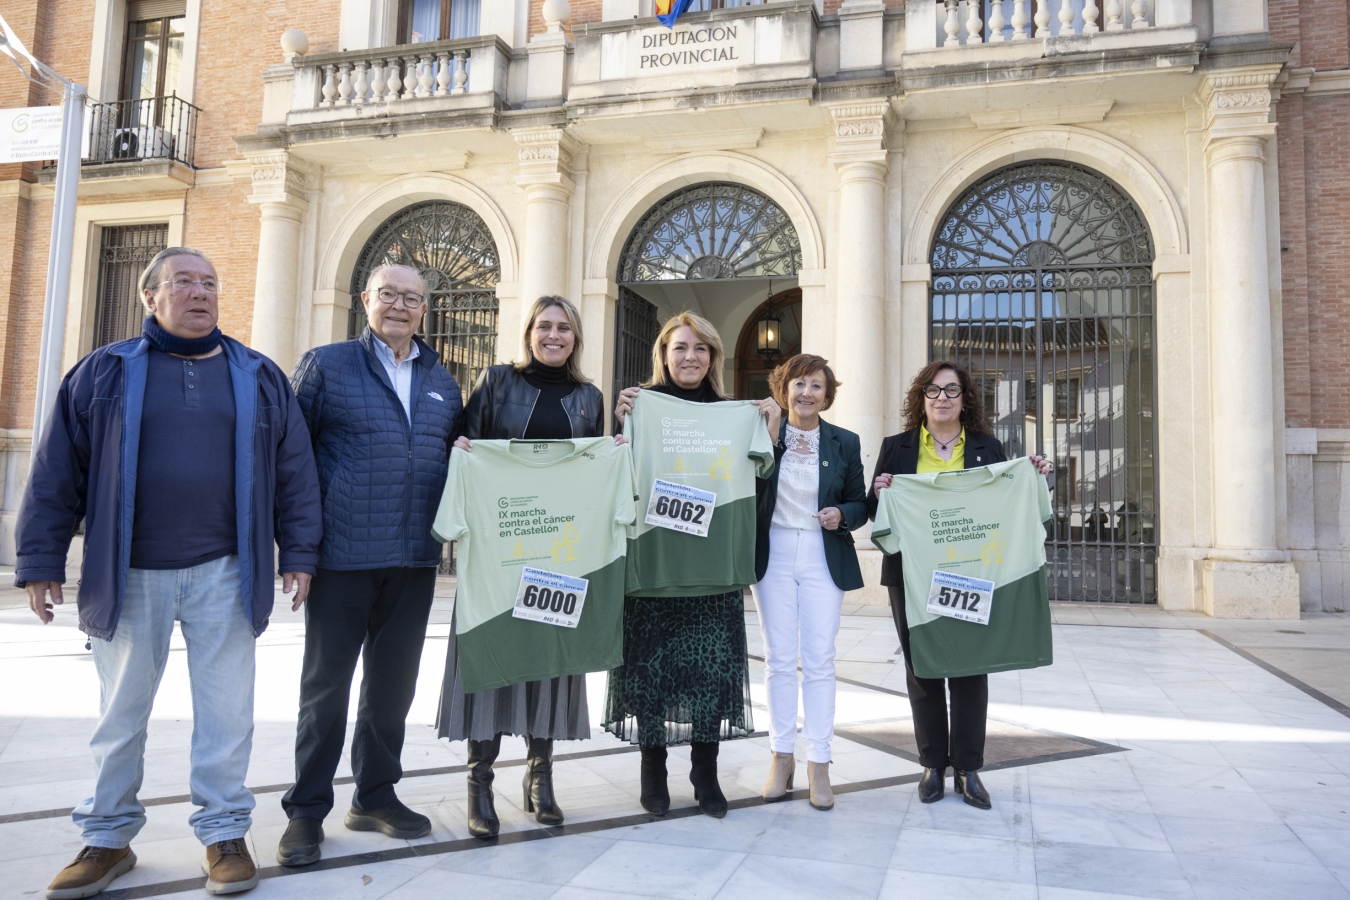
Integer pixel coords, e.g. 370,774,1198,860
202,839,260,895
46,846,136,900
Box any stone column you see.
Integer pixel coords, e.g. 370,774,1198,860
828,104,890,478
1200,69,1299,618
512,128,579,352
245,151,310,375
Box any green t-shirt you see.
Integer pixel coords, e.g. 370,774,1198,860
871,456,1053,679
623,390,775,597
431,438,637,693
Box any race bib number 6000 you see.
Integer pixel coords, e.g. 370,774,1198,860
926,570,995,626
644,478,716,538
513,567,588,629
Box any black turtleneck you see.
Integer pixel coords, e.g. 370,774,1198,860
647,379,724,405
521,361,575,439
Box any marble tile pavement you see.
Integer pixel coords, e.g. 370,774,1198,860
0,570,1348,900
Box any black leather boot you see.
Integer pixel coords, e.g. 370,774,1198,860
918,767,945,804
689,741,727,818
522,735,564,826
639,746,670,816
466,735,502,838
953,769,991,810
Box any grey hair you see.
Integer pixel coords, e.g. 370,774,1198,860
364,263,425,294
138,247,214,311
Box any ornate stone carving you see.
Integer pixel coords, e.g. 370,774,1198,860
1200,68,1281,148
243,150,313,209
828,102,889,169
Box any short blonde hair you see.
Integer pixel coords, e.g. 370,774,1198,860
643,311,728,399
516,295,590,384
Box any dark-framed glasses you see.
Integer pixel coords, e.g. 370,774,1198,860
374,287,426,309
161,277,220,295
923,384,964,399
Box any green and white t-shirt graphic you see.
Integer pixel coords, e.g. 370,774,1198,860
431,438,637,694
623,391,775,597
871,456,1054,680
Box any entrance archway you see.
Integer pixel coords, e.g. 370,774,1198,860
350,199,500,393
614,181,802,402
929,161,1158,603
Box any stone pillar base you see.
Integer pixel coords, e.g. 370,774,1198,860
1202,559,1300,619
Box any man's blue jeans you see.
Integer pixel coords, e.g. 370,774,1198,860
74,555,257,848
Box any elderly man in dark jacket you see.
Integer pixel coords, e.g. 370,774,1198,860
278,262,463,866
17,247,322,899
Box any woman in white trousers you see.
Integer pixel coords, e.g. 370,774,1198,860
753,354,868,810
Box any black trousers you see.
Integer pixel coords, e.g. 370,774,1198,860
282,566,437,820
887,584,988,771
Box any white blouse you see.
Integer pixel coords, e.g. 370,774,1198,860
771,424,821,531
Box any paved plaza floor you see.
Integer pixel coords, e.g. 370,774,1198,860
2,570,1349,900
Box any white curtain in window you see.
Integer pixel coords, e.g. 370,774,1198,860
449,0,480,38
409,0,438,42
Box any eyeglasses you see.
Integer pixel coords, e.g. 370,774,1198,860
373,287,426,309
160,277,220,295
923,384,964,399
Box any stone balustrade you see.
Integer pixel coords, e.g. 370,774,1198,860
936,0,1153,46
284,35,510,118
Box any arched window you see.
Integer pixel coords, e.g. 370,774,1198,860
930,162,1158,603
618,181,802,283
350,199,499,393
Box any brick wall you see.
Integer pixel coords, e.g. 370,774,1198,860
1271,0,1350,430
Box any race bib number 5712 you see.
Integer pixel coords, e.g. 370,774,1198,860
926,570,995,626
644,478,716,538
513,567,588,629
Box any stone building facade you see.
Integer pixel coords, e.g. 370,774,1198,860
0,0,1342,618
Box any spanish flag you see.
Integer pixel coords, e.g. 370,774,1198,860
656,0,694,28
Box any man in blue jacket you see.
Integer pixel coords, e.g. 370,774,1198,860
277,262,463,866
17,247,322,898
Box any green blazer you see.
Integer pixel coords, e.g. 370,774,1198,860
754,418,868,591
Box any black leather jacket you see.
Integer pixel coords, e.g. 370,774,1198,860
462,363,606,440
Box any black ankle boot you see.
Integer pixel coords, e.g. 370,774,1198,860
689,741,727,818
522,735,564,826
639,746,670,816
466,735,502,838
953,769,992,810
918,767,945,803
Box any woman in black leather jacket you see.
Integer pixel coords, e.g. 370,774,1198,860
435,295,605,838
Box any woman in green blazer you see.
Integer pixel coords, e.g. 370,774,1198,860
753,354,868,812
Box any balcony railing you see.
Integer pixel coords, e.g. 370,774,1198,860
288,35,508,115
934,0,1153,47
85,95,199,168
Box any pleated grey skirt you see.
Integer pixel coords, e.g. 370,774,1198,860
435,607,591,742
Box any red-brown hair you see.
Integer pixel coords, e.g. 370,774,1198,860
902,360,990,434
769,354,839,410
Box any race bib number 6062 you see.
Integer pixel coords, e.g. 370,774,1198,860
926,570,995,626
644,478,716,538
513,567,588,629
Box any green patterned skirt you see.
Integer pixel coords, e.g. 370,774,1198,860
601,591,754,747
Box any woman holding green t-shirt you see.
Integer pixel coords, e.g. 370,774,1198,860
867,360,1049,811
607,312,780,818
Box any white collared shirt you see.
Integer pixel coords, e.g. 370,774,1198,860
371,335,420,422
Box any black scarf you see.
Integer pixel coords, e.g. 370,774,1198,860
648,379,723,405
142,316,223,356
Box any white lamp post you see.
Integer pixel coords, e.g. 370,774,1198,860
0,14,87,462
